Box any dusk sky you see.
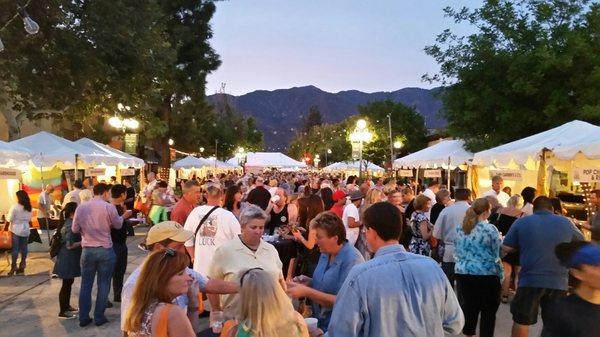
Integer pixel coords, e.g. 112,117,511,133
205,0,481,96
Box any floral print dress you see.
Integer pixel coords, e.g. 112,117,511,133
409,211,432,256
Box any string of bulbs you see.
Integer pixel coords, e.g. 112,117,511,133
0,0,40,52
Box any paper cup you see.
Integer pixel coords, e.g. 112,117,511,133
305,317,318,330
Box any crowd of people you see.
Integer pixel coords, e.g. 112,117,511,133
2,170,599,337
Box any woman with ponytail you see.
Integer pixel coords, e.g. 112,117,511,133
454,198,503,337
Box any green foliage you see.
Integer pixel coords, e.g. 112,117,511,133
288,100,427,167
357,100,427,165
301,105,324,134
425,0,600,151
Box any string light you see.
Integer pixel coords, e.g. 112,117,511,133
0,1,40,52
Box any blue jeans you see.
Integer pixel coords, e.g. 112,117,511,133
11,234,28,270
79,247,116,323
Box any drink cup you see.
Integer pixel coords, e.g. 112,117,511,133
305,317,318,330
211,311,224,333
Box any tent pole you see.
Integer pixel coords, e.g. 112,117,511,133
39,153,51,245
447,156,451,190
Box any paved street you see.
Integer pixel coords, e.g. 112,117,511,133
0,227,542,337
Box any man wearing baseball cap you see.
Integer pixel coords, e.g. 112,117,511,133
120,221,238,334
342,191,364,246
330,190,347,219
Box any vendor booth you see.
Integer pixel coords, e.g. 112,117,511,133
393,140,473,187
323,160,385,177
471,120,600,221
241,152,307,173
172,156,240,179
0,141,31,217
75,137,145,182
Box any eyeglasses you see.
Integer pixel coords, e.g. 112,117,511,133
240,267,263,287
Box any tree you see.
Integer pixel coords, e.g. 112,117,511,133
288,122,351,165
424,0,600,151
301,105,323,134
358,100,427,165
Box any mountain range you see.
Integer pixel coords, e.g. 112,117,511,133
207,85,446,151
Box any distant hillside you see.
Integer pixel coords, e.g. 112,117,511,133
208,86,445,151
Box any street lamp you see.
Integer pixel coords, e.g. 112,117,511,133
349,119,372,180
108,105,139,154
394,140,403,149
326,148,332,167
235,147,247,166
314,154,321,169
168,138,174,146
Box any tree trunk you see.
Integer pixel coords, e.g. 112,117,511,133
158,95,172,168
0,100,22,141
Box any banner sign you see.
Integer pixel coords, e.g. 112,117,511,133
124,133,138,155
398,169,413,177
0,168,21,180
490,170,523,181
424,169,442,178
351,142,361,160
574,168,600,183
85,168,106,177
120,168,135,176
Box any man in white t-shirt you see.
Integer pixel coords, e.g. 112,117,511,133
184,182,241,277
482,175,510,207
342,191,363,246
142,172,157,201
62,179,84,206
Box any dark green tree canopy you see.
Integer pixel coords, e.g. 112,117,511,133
425,0,600,151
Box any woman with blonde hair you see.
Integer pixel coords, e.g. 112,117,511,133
455,198,503,337
228,268,309,337
124,248,195,337
356,188,385,259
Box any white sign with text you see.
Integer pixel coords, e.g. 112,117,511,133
398,169,413,177
85,168,106,177
0,168,21,180
424,169,442,178
490,170,523,181
574,168,600,183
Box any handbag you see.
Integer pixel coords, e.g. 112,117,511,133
28,228,42,244
0,223,12,250
49,229,62,258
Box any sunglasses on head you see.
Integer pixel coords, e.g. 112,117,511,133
163,248,176,257
240,267,264,287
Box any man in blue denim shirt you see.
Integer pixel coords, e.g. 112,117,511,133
326,202,464,337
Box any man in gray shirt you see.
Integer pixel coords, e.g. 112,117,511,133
326,202,464,337
433,188,472,286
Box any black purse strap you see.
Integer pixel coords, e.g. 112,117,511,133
193,206,220,239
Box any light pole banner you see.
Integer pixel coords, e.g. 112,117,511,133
574,168,600,183
351,141,361,160
490,170,523,181
424,169,442,178
398,169,413,177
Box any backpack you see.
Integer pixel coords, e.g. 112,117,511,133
49,229,62,258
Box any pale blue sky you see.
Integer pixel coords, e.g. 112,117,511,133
206,0,481,96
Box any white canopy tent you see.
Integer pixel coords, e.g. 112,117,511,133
172,156,209,170
471,120,600,196
75,138,145,168
10,131,113,169
200,157,239,170
242,152,307,172
324,160,385,173
393,140,473,169
0,141,31,168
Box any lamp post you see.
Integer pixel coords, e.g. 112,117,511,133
326,148,332,167
387,113,394,170
235,147,246,166
393,140,403,178
349,119,372,180
314,154,321,169
108,105,139,154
